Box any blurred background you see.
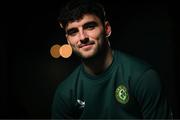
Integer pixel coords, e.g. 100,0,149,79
1,0,179,119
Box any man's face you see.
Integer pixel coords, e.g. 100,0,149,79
64,14,111,59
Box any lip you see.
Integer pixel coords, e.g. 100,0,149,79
79,43,94,50
79,43,94,48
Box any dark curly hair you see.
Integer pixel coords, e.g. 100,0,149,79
57,0,107,29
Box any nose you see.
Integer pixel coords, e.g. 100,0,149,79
79,30,87,41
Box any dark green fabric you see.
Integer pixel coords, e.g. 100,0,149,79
51,50,172,119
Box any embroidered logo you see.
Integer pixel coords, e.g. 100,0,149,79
115,85,129,104
77,99,85,109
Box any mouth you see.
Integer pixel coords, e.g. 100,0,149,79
79,42,94,49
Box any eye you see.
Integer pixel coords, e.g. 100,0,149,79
85,24,96,30
84,22,98,30
66,28,78,36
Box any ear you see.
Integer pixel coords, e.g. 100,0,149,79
105,21,111,37
65,34,71,45
67,40,70,45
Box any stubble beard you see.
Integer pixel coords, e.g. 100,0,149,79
74,36,107,62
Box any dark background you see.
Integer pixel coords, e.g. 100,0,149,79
1,0,179,119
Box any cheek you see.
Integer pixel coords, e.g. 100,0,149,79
88,30,103,40
67,37,78,46
67,39,81,52
91,30,105,42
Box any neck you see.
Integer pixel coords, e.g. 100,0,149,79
82,43,113,76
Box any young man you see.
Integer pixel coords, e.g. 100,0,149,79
51,0,173,119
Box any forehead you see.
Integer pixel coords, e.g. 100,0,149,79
65,14,102,30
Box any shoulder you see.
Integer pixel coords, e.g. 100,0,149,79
54,65,82,95
113,50,159,86
114,50,153,73
114,50,161,91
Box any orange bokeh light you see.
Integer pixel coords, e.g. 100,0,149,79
59,44,72,58
50,44,61,58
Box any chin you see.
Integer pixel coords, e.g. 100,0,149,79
74,47,100,59
80,50,99,60
81,52,95,59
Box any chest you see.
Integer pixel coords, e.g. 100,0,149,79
73,74,142,119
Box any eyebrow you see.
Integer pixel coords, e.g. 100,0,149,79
66,28,78,35
83,21,98,28
66,21,98,34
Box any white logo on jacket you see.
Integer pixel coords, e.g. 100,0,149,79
77,99,85,108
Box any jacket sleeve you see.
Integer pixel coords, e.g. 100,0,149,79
133,69,173,119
